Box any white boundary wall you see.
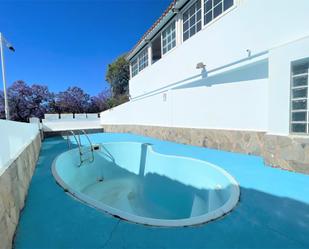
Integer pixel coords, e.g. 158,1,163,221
0,120,39,175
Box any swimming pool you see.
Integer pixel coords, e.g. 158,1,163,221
52,142,240,227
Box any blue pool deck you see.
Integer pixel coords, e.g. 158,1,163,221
14,133,309,249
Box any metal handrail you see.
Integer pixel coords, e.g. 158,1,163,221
69,130,83,166
66,129,95,166
80,129,94,163
66,134,71,149
100,144,115,163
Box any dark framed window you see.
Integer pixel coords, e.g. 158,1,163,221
204,0,234,25
290,61,309,134
183,1,202,42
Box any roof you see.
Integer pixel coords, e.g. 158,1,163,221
127,0,189,60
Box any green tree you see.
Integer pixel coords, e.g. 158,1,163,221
105,55,129,97
106,94,129,109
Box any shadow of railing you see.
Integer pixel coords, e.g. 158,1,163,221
131,51,268,101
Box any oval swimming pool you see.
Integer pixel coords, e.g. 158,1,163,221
52,142,240,227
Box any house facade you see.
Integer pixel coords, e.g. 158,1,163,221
101,0,309,173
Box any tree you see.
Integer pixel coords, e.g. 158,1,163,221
106,94,129,108
87,90,110,113
47,93,61,114
0,81,110,122
8,81,33,121
0,91,5,119
7,81,53,121
105,55,129,97
56,86,90,113
28,84,54,118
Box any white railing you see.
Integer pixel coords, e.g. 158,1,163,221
43,113,100,121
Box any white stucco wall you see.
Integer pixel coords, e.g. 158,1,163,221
101,58,269,131
129,0,309,99
101,93,171,127
0,120,39,175
171,79,268,131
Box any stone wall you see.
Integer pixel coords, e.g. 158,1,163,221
102,125,309,174
0,134,41,249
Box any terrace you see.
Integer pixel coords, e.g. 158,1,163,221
0,118,308,248
10,132,309,248
1,0,309,248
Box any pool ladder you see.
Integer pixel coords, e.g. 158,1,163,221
67,130,95,166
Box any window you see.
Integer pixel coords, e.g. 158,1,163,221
130,48,148,78
183,0,202,42
290,61,309,134
131,58,138,77
152,35,162,64
138,48,148,71
204,0,234,25
162,21,176,55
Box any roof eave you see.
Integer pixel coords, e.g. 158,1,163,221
126,0,189,61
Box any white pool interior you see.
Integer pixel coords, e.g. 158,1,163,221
52,142,240,227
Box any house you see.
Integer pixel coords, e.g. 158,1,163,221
100,0,309,173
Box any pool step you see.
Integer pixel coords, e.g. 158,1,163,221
82,179,137,214
80,146,95,164
191,195,209,217
190,186,226,217
208,185,226,212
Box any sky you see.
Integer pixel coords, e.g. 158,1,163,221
0,0,171,96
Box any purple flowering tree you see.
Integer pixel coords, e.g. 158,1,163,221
28,84,54,118
3,81,53,121
0,82,110,122
8,81,33,121
87,90,110,113
56,86,90,114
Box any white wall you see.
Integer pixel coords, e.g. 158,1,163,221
170,79,268,131
0,120,39,175
101,93,171,127
129,0,309,98
101,58,269,131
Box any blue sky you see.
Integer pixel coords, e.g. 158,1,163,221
0,0,171,96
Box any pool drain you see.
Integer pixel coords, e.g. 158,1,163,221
97,176,104,182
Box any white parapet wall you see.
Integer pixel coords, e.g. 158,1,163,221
0,120,40,175
0,120,41,249
42,113,101,133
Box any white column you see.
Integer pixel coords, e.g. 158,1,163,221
129,61,132,79
0,33,10,120
175,12,182,46
148,43,152,66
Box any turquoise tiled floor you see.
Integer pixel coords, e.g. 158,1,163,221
14,133,309,249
